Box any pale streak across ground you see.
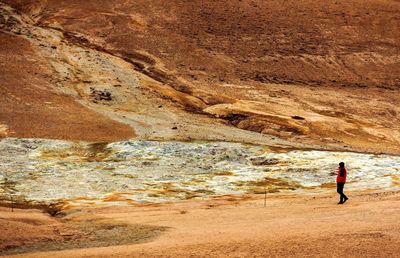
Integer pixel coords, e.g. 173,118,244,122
0,138,399,206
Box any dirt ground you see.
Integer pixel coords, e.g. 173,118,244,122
1,190,399,257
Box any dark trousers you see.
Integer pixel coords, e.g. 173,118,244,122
337,182,347,202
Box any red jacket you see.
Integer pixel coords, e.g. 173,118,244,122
336,167,347,183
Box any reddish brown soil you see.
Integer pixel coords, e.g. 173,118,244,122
0,31,135,141
1,1,399,152
0,208,67,251
13,0,398,89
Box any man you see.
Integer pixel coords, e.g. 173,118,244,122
336,162,348,204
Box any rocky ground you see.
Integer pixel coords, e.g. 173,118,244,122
0,138,399,207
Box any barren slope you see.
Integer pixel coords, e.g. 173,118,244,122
9,0,399,88
0,30,134,141
1,0,400,153
0,2,294,147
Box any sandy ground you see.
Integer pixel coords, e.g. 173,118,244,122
1,190,399,257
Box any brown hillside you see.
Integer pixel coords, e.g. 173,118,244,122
1,0,400,153
10,0,399,88
0,31,135,141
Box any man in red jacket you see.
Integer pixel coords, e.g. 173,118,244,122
337,162,348,204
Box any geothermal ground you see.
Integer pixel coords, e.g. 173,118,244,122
0,138,399,206
1,0,400,257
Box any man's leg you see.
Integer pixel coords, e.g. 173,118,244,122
337,183,344,204
342,184,348,203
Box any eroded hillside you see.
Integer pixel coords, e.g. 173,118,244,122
1,0,400,153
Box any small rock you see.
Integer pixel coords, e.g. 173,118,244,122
249,156,280,166
291,115,305,120
90,88,113,102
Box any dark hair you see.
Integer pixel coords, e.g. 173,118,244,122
339,162,345,176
